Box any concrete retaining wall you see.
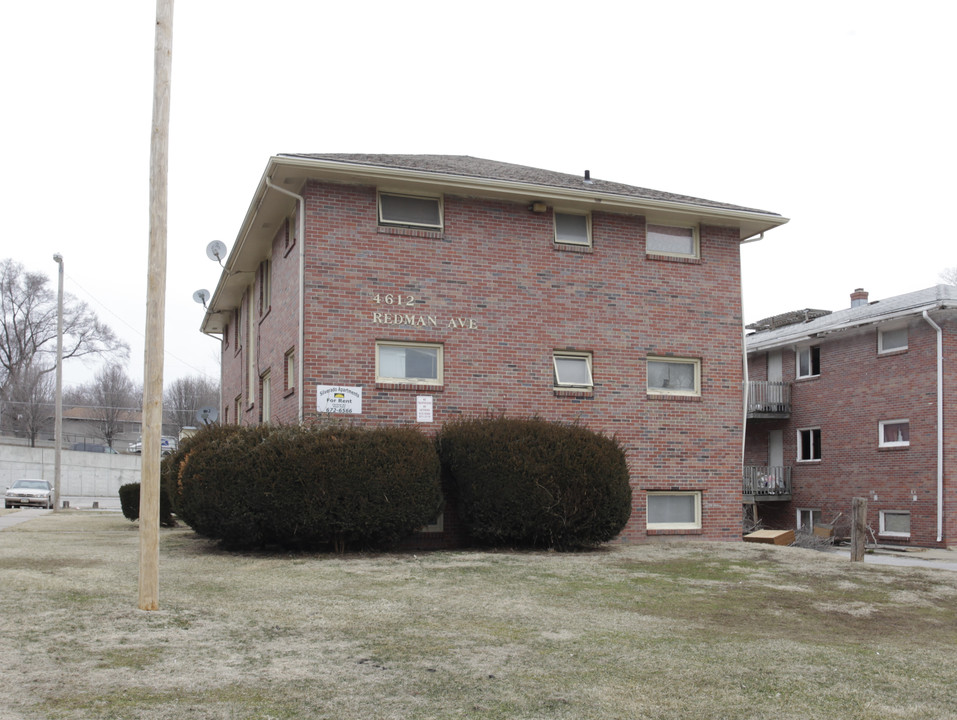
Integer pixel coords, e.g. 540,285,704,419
0,444,141,500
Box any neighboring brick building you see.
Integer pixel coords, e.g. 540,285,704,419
201,154,787,544
744,285,957,548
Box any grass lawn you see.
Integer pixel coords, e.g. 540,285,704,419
1,511,955,720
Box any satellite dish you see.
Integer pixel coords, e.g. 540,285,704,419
192,289,211,307
196,406,219,425
206,240,228,264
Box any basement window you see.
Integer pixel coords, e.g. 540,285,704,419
647,492,702,530
378,192,443,230
879,510,910,538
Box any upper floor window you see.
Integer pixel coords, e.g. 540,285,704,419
284,348,296,393
376,341,443,385
797,427,821,462
260,260,271,314
378,192,442,230
878,326,908,354
554,212,591,247
797,345,820,378
879,419,909,448
553,351,593,388
647,356,700,396
646,224,699,258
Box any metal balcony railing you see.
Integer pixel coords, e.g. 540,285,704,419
743,465,792,500
746,380,791,417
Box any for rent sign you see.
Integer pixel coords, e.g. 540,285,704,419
316,385,363,414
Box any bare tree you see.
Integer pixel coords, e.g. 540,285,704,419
164,374,219,435
940,266,957,286
0,259,130,413
86,364,138,450
3,362,54,446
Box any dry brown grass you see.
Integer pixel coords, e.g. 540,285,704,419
1,511,956,719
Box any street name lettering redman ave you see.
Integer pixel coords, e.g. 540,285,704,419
372,312,478,329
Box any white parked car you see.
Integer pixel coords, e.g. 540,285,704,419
5,479,54,509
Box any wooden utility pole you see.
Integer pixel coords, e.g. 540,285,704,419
850,497,867,562
138,0,173,611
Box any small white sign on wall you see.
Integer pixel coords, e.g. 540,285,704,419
416,395,433,423
316,385,363,414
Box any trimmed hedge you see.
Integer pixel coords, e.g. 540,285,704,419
165,423,442,551
438,417,632,549
118,482,176,527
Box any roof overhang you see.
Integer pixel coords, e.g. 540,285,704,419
747,301,955,353
201,156,789,334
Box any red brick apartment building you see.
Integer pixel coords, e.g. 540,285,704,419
200,154,787,543
744,286,957,547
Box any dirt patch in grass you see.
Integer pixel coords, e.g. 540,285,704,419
1,514,956,719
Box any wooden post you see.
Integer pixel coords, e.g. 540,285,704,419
850,497,867,562
138,0,173,612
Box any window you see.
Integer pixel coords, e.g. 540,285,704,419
879,326,908,353
797,428,821,462
879,419,910,447
378,192,442,229
261,371,271,423
376,341,443,385
647,357,700,396
880,510,910,538
797,508,822,532
234,395,242,423
284,348,296,392
646,224,698,258
797,345,821,378
260,260,271,314
553,351,593,388
647,492,701,530
246,290,257,406
554,212,590,246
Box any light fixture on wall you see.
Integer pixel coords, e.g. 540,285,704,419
529,202,547,213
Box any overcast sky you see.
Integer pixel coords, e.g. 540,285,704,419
2,0,954,389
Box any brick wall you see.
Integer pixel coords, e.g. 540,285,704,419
746,312,956,547
224,181,750,542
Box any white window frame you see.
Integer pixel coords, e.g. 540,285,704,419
261,370,271,424
553,211,591,247
796,345,821,378
878,325,908,354
646,223,699,259
879,510,911,538
879,419,910,448
646,491,702,530
260,259,271,314
796,508,822,532
285,348,296,392
646,356,701,396
377,191,443,230
552,351,593,389
797,427,821,462
376,341,444,386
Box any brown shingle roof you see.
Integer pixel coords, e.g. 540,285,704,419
280,154,781,217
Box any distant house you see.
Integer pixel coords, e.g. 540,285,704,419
201,154,787,544
744,286,957,547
